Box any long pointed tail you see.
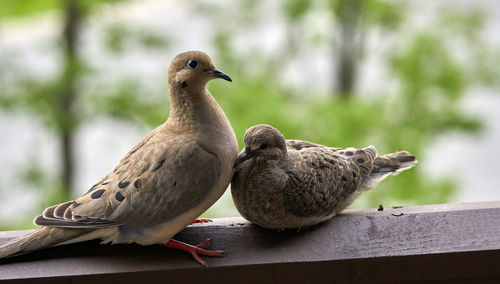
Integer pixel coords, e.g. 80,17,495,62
0,227,90,258
359,150,417,191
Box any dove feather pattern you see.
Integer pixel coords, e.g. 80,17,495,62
0,51,238,266
232,124,416,229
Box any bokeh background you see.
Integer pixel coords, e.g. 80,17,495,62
1,0,499,230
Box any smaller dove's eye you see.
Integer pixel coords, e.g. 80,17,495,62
187,59,198,69
260,143,268,150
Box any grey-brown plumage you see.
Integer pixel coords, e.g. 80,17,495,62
231,124,416,229
0,51,238,266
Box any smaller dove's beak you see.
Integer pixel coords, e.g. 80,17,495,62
233,149,252,168
208,68,232,82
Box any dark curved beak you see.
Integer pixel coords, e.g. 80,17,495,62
209,68,232,82
233,149,253,168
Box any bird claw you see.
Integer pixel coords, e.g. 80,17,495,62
190,218,213,225
196,238,212,248
164,238,224,267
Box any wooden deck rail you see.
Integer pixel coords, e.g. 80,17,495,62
1,201,500,283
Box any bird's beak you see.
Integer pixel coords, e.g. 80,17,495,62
208,68,232,82
233,149,253,168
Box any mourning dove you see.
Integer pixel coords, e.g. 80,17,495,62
231,124,416,229
0,51,238,266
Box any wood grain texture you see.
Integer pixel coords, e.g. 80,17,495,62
1,201,500,283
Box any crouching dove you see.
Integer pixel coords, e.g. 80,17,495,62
231,124,416,229
0,51,238,267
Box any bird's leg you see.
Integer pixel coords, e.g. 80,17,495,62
164,238,223,267
190,218,212,224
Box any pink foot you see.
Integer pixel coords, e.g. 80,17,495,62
164,238,223,267
190,218,212,225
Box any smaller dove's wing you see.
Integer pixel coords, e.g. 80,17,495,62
286,139,343,152
283,146,362,218
35,131,220,229
335,146,377,176
286,140,324,150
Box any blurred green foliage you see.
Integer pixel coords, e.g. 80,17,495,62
0,0,62,19
105,24,171,54
193,0,492,209
0,0,125,19
0,0,170,228
0,0,498,229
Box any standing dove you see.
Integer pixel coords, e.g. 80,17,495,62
0,51,238,266
231,124,416,229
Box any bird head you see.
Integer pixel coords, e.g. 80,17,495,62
168,51,232,91
234,124,287,168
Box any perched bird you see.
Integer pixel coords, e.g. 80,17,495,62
0,51,238,266
231,124,416,229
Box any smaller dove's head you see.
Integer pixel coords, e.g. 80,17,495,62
168,51,231,91
234,124,287,168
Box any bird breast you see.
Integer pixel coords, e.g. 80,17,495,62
232,158,290,228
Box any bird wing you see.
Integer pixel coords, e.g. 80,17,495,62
335,146,377,176
34,131,220,229
286,139,344,152
286,139,324,150
282,145,361,218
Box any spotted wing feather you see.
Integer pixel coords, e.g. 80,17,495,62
286,140,323,150
283,145,360,218
34,130,220,229
335,146,377,176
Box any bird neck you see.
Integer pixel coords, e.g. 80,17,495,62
278,153,290,167
166,86,223,133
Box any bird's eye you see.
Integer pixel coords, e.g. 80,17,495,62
187,59,198,69
260,143,268,150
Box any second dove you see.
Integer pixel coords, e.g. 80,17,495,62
231,124,416,230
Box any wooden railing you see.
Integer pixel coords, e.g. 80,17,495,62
1,201,500,283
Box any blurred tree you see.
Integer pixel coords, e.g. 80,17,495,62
0,0,170,219
282,0,402,98
58,0,84,201
0,0,499,228
332,0,363,96
0,0,90,203
192,0,497,209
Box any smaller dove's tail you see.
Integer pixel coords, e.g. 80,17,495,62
0,227,90,258
359,150,417,191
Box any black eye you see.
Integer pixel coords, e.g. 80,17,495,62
260,143,268,150
187,59,198,69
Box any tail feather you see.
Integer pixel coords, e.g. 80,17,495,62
339,145,378,176
359,150,417,191
0,227,90,258
373,151,417,174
